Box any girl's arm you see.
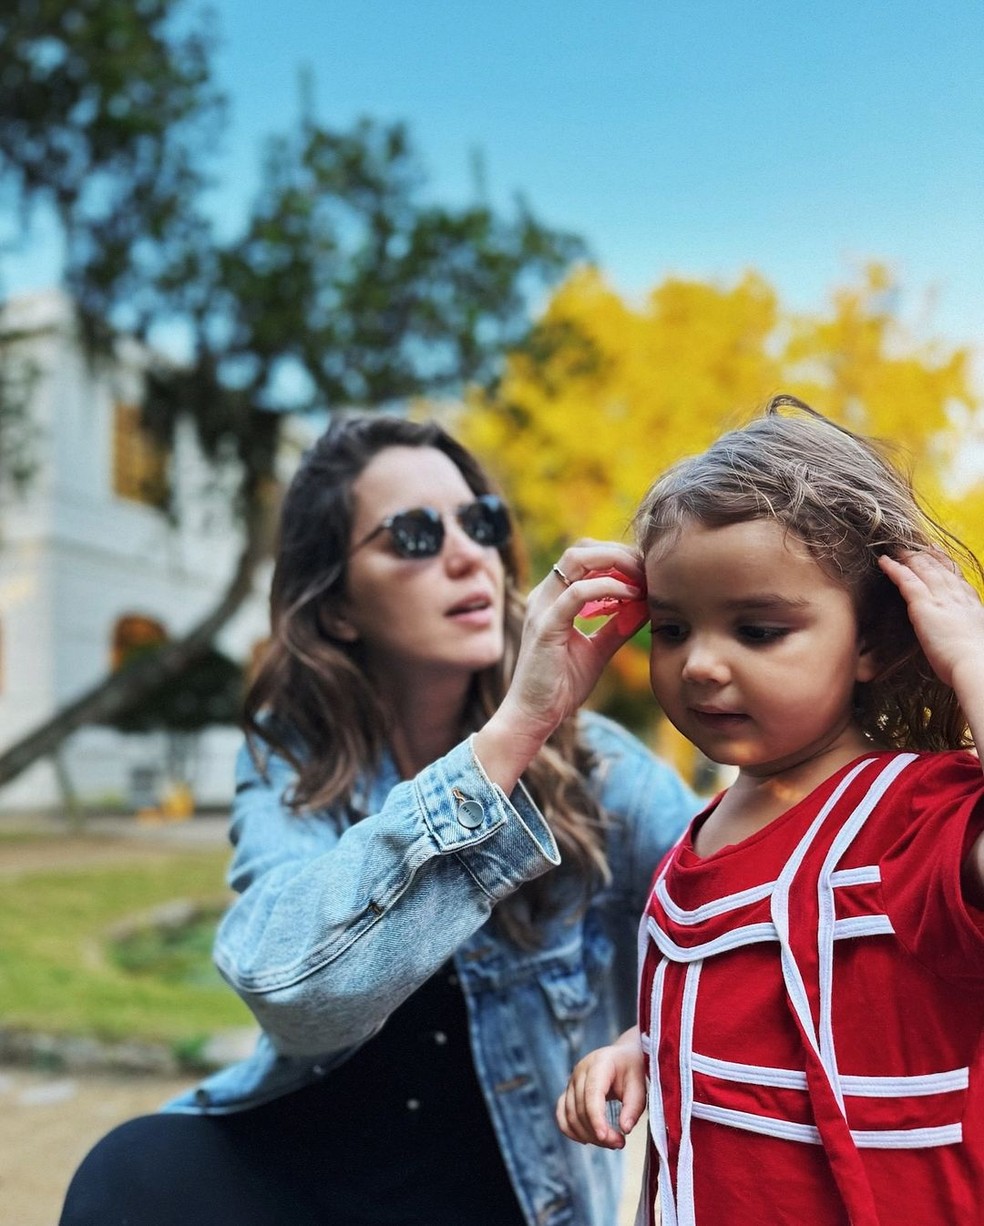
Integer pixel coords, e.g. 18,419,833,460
555,1025,646,1150
879,549,984,901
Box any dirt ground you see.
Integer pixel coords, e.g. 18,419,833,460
0,1065,194,1226
0,817,648,1224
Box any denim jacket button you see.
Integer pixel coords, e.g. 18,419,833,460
456,798,485,829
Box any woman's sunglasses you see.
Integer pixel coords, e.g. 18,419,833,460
352,494,511,559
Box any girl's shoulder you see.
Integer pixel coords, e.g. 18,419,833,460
850,748,984,839
893,746,982,804
868,746,980,792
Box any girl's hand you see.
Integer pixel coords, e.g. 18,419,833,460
878,550,984,691
474,542,647,789
555,1027,646,1149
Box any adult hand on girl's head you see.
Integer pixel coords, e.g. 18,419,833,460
878,549,984,692
473,542,647,790
511,540,648,724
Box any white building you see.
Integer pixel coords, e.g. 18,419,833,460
0,291,275,814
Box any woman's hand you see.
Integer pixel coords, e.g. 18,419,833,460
555,1026,647,1150
474,542,647,790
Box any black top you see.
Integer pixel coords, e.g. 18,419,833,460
234,962,527,1225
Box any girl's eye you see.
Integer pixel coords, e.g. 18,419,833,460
738,625,788,645
651,622,688,643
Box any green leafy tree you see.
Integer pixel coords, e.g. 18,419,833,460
0,0,220,338
0,8,583,787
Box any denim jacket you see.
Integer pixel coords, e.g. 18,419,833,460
166,711,696,1226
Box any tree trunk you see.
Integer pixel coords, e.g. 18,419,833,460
0,501,271,790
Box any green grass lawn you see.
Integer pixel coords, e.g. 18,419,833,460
0,846,253,1051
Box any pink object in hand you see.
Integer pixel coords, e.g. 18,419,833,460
578,569,648,621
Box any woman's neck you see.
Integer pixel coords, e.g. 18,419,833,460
378,673,473,779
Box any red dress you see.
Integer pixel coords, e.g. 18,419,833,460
638,751,984,1226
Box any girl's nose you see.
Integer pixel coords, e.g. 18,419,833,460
681,639,729,685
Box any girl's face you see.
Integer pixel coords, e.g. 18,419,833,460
331,445,506,693
645,517,878,782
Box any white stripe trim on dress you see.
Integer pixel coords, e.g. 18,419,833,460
833,914,895,938
816,754,917,1109
770,758,876,1091
829,865,882,886
656,876,776,924
675,962,701,1226
646,958,677,1226
655,862,882,927
646,915,779,961
646,912,894,963
691,1101,963,1148
690,1052,969,1097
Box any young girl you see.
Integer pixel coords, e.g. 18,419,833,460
556,396,984,1226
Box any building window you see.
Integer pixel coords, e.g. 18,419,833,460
112,403,170,509
111,614,168,672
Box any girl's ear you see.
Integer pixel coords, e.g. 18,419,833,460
319,603,359,643
855,641,881,684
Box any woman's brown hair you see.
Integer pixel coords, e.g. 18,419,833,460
245,413,609,945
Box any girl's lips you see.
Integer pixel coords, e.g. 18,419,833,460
691,710,749,730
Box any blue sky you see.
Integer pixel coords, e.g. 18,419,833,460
8,0,983,361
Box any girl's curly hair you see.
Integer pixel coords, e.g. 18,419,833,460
634,394,982,751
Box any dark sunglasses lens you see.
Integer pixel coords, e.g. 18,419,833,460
460,496,511,547
389,508,444,558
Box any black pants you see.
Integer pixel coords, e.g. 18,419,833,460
60,1111,329,1226
59,1088,527,1226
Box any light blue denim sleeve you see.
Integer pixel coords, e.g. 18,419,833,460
213,738,560,1057
579,711,699,1026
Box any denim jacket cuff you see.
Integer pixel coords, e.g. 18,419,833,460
413,737,561,899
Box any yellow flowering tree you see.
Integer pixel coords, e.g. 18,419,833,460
455,262,978,561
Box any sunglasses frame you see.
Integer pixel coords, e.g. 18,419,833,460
352,493,511,559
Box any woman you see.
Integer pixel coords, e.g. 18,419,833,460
60,414,696,1226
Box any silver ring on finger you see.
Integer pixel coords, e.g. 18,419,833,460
551,563,573,588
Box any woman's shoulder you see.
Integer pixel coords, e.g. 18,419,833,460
576,711,696,806
576,709,657,763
